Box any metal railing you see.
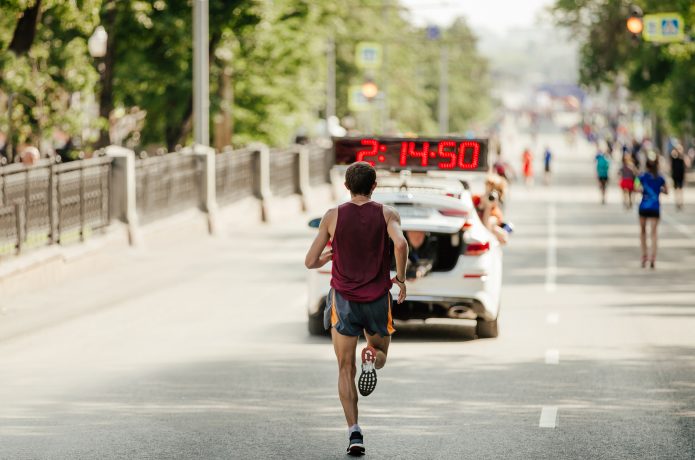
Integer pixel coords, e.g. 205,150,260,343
269,147,300,197
308,146,332,186
216,147,256,204
0,142,333,260
135,153,202,224
0,157,112,256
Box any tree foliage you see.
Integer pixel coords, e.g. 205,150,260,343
1,0,493,153
0,0,102,154
552,0,695,135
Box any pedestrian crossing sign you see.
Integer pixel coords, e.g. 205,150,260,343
355,42,382,69
642,13,685,43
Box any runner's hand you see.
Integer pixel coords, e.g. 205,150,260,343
391,277,406,304
317,248,333,267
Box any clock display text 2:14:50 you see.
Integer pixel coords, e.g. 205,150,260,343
355,139,480,170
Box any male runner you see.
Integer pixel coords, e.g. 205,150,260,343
305,161,408,456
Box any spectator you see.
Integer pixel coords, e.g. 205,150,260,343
20,146,40,166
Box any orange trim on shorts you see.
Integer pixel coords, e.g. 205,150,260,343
386,292,396,334
331,290,339,327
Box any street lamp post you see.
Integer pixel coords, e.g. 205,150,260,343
193,0,209,147
89,25,108,148
438,44,449,135
361,80,378,134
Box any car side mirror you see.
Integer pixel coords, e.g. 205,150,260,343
308,217,321,228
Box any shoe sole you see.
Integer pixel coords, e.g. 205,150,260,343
358,346,377,397
347,443,365,456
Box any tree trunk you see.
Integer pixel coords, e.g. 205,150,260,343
9,0,42,55
96,0,118,148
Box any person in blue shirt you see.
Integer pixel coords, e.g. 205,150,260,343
543,146,552,185
595,146,611,204
637,156,668,269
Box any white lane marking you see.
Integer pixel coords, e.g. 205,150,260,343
546,313,560,324
663,214,694,239
545,349,560,365
539,406,558,428
545,202,557,292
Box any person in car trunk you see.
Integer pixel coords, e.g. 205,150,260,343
304,161,408,456
405,231,437,279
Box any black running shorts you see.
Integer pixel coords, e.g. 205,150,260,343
324,289,395,337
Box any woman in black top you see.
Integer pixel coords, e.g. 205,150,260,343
670,145,689,210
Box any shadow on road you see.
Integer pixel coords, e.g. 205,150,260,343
1,344,693,459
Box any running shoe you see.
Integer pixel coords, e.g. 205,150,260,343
358,345,377,397
347,430,365,456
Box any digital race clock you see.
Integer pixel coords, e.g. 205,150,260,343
333,137,488,172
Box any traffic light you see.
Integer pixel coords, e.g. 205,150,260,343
361,79,378,101
627,5,644,40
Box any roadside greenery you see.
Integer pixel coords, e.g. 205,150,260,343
0,0,491,155
552,0,695,137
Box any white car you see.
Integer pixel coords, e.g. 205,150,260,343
307,170,503,338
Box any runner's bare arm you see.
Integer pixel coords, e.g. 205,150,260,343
385,206,408,303
304,209,334,269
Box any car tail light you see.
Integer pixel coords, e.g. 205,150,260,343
465,241,490,255
462,221,473,230
439,209,468,217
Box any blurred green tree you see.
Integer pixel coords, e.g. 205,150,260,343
0,0,103,159
552,0,695,137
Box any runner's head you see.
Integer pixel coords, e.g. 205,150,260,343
345,161,377,197
646,155,659,176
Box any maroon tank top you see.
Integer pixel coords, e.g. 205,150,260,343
331,201,392,302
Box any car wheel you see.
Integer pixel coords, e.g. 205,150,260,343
476,317,499,338
308,305,327,336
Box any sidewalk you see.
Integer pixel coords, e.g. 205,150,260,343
0,185,332,300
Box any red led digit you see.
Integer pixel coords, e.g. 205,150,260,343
408,141,430,167
457,141,480,170
399,142,408,166
437,141,457,169
356,139,378,165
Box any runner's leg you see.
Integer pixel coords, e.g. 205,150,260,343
639,217,647,264
649,218,659,262
364,331,391,370
331,328,359,427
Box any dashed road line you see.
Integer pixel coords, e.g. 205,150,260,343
545,349,560,365
545,201,557,292
539,406,558,428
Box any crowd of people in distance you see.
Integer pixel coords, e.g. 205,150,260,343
592,136,692,269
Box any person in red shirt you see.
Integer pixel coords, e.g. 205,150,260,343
305,161,408,456
522,148,534,186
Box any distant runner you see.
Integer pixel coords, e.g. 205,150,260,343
304,161,408,456
619,155,638,209
637,156,668,269
595,146,611,205
670,144,689,211
522,148,534,186
543,146,552,185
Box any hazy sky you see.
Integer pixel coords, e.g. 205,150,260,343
400,0,554,35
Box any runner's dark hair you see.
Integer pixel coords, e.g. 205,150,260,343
345,161,376,196
646,157,659,176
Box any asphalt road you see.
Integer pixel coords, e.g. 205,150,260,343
1,126,694,459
